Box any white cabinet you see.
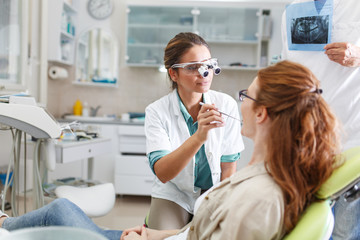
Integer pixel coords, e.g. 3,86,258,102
126,5,271,70
115,124,154,196
47,0,79,65
126,6,193,66
0,0,28,92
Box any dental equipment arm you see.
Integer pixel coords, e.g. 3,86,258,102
0,102,61,139
0,97,62,215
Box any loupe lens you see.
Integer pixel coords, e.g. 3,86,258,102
214,67,221,75
198,65,209,78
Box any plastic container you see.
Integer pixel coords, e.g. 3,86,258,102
82,101,89,117
73,99,82,116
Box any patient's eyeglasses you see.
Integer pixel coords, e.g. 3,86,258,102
171,58,221,78
239,89,257,102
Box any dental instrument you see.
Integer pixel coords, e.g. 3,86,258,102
199,102,241,122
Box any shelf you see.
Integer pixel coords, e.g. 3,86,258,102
72,81,118,88
206,39,258,45
63,2,77,14
126,63,161,68
60,31,75,39
127,43,166,48
221,66,261,71
129,23,193,29
50,59,73,66
78,40,87,46
125,63,262,71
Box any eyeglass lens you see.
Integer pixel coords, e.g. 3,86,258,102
184,64,205,74
239,90,247,102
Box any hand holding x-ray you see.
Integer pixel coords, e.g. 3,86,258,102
324,42,360,67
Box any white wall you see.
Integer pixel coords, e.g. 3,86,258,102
0,0,290,182
46,0,289,118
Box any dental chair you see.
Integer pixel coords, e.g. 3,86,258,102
55,183,115,218
283,146,360,240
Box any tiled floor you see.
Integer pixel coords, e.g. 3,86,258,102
4,194,151,231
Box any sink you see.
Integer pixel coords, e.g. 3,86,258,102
63,115,116,122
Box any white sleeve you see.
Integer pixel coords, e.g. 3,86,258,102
164,228,189,240
144,104,172,154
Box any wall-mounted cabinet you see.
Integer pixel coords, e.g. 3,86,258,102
126,5,271,70
48,0,79,65
0,0,28,92
126,7,193,66
73,28,119,88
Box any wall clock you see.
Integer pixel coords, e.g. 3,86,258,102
87,0,113,20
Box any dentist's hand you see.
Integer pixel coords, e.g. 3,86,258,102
195,103,224,142
324,42,360,67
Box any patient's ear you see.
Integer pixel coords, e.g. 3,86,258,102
255,106,268,124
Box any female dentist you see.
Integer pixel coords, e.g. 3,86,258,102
145,32,244,230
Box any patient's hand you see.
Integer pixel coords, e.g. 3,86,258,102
121,226,147,240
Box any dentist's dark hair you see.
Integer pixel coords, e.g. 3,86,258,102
164,32,209,89
255,60,342,233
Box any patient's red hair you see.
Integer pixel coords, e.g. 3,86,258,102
256,60,341,233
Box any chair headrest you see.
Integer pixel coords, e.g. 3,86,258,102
282,200,334,240
316,146,360,200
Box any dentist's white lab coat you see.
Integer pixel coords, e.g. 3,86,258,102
145,89,244,213
282,0,360,150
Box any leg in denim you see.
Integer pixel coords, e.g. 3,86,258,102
2,198,122,240
332,195,360,240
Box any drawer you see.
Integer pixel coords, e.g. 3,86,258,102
118,125,146,154
118,125,145,136
116,155,153,176
55,139,111,164
115,175,153,196
118,138,146,154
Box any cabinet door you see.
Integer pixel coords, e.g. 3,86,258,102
196,7,261,68
196,8,259,42
48,0,78,65
126,6,193,66
0,0,28,91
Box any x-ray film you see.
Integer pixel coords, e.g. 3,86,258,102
286,0,333,51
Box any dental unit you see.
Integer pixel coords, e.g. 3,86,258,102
0,95,62,216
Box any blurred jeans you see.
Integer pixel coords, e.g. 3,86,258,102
332,195,360,240
2,198,122,240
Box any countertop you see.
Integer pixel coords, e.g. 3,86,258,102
57,115,144,125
